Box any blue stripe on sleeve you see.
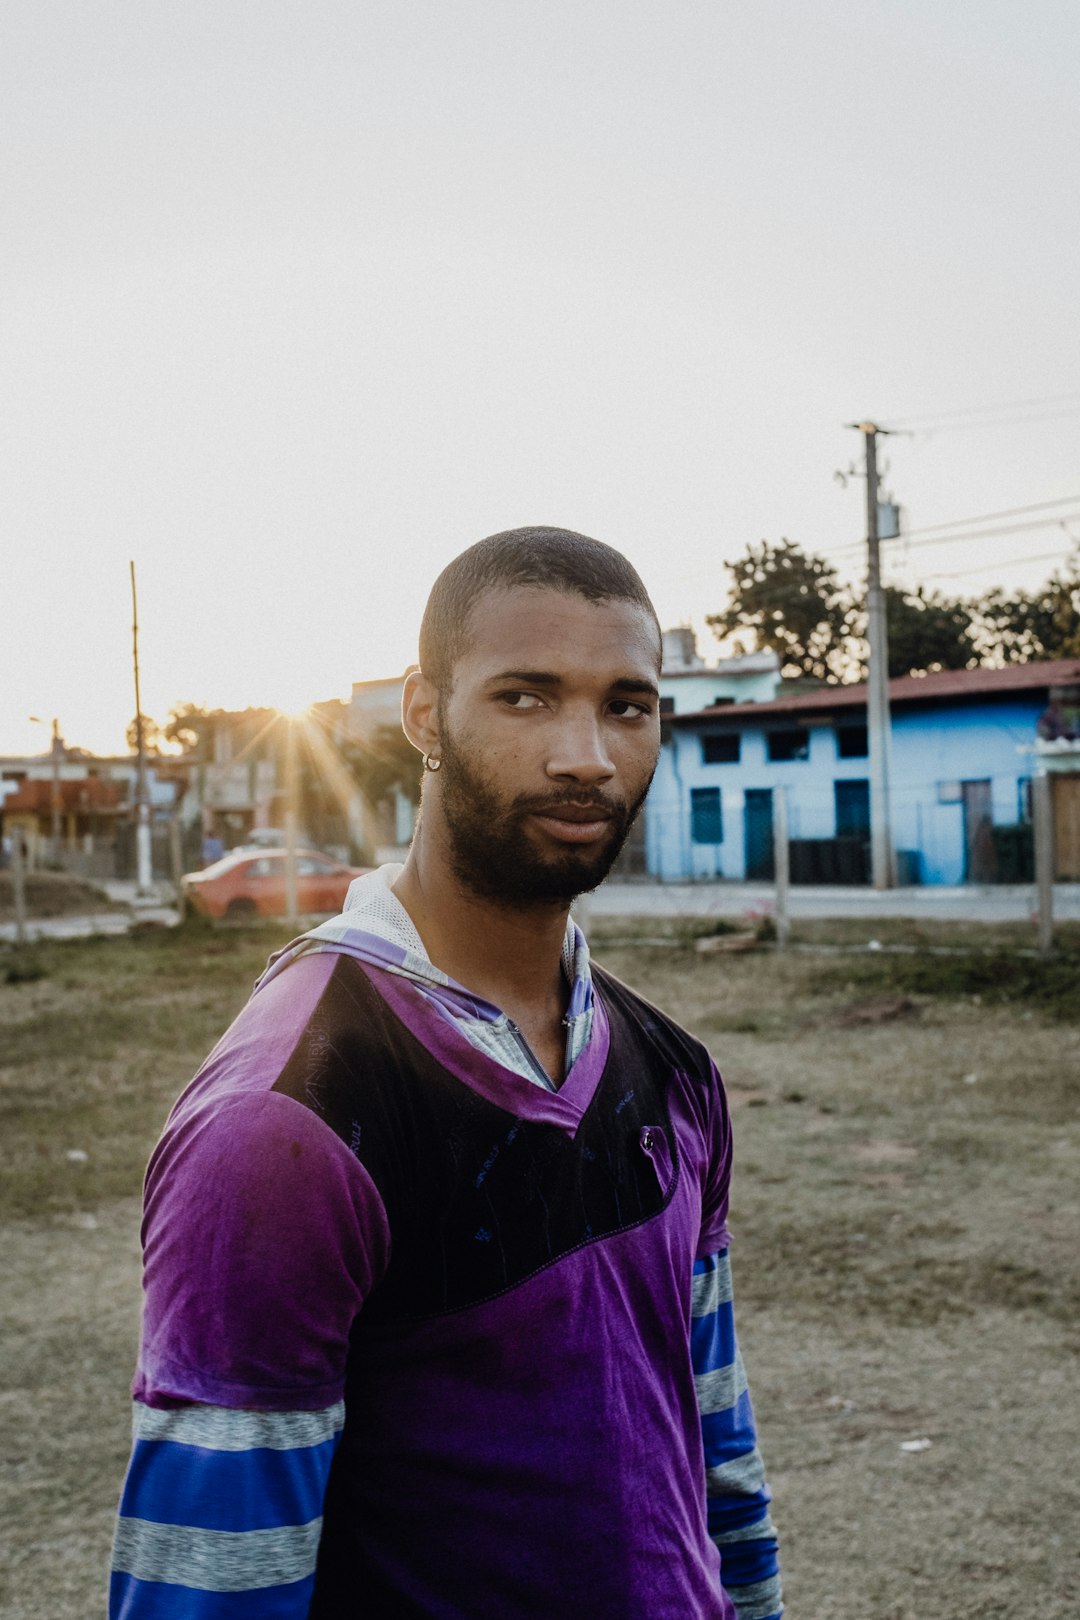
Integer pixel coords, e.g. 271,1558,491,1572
707,1497,775,1536
109,1570,315,1619
719,1537,781,1590
700,1387,757,1463
690,1296,737,1372
120,1436,338,1532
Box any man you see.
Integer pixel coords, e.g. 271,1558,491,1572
111,527,782,1620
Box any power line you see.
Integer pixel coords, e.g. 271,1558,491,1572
827,505,1080,561
906,406,1080,436
900,514,1080,552
912,547,1075,584
885,388,1080,429
901,492,1080,540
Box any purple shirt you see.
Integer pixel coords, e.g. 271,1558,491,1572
133,952,736,1619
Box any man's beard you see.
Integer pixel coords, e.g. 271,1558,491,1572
436,726,652,906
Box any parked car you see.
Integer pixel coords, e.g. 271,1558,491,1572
181,848,370,921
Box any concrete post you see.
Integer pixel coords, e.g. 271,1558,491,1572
1033,772,1054,956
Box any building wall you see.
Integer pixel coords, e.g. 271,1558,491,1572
646,695,1042,885
659,668,780,715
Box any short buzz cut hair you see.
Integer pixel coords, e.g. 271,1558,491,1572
418,525,662,690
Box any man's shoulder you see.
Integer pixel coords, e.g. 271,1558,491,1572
156,951,380,1155
591,961,716,1079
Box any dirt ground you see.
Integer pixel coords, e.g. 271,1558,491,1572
0,872,122,924
1,921,1078,1619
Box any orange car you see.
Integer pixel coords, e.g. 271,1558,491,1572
181,848,370,921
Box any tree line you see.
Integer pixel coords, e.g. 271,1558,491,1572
706,539,1080,683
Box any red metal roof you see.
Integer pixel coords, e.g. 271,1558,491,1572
4,777,127,813
672,657,1080,723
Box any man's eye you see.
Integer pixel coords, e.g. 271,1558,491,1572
500,692,545,710
609,700,650,718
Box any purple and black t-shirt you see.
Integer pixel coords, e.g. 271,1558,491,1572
113,891,781,1619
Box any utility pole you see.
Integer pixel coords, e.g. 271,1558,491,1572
1032,772,1055,955
11,829,28,944
130,562,154,896
49,717,62,864
284,717,299,929
849,421,895,889
772,784,791,949
29,714,64,865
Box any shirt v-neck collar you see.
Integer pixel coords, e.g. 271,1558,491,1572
365,961,612,1135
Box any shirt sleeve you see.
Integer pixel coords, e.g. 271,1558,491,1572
692,1249,783,1620
135,1088,389,1410
110,1400,342,1618
696,1059,734,1258
114,1062,390,1613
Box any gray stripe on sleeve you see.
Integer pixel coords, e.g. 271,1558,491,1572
695,1351,749,1414
723,1572,784,1620
705,1446,767,1498
692,1255,734,1316
112,1516,322,1592
132,1401,345,1453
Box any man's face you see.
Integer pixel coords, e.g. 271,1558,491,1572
432,586,662,906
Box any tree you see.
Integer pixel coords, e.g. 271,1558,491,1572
880,585,978,678
706,540,857,682
126,712,163,754
164,703,214,754
709,539,980,683
343,723,422,807
976,553,1080,663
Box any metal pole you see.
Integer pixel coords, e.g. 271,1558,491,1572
857,422,895,889
50,717,62,864
285,719,299,928
773,784,790,950
1033,772,1054,956
11,831,28,946
130,562,153,896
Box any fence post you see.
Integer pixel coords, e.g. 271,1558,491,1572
1032,772,1054,957
11,833,28,946
773,786,790,950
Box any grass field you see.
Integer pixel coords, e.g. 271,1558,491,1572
1,918,1078,1618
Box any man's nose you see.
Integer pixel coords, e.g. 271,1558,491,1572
545,714,616,785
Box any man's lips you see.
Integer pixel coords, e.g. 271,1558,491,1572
535,803,614,823
527,803,618,844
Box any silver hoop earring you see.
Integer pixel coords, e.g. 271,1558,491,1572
424,754,442,772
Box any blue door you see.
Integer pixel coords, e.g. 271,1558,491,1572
835,779,870,839
744,789,774,880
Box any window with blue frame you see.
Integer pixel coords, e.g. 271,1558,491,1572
1018,777,1033,823
701,733,740,764
837,724,869,758
690,786,723,843
766,728,810,762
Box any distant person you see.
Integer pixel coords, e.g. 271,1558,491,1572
201,830,225,866
111,528,783,1619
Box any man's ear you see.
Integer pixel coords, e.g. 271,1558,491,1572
401,669,441,759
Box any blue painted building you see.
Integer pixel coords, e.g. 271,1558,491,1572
646,658,1080,885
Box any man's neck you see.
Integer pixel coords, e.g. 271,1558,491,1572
391,837,571,1045
392,846,570,1011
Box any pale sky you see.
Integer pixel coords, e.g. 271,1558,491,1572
3,0,1078,756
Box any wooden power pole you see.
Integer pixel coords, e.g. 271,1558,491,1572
130,562,153,896
850,421,896,889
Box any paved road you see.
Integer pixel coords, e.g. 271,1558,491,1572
3,878,1077,943
588,880,1080,923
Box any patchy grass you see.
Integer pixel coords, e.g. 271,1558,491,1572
0,870,123,921
1,919,1079,1619
0,923,273,1220
809,941,1080,1021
